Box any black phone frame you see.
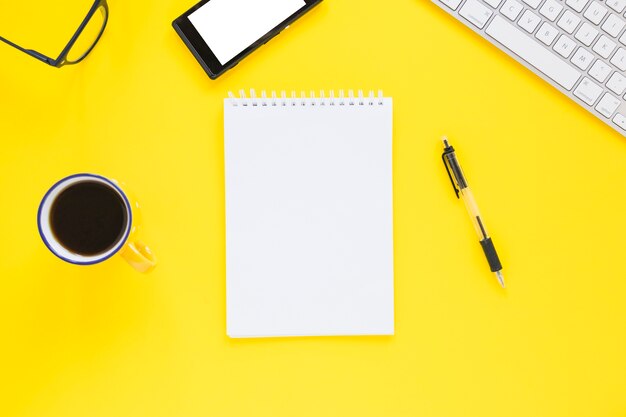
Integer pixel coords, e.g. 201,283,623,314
173,0,322,79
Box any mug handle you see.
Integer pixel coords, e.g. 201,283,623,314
120,240,157,273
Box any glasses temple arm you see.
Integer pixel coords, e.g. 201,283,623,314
0,35,54,65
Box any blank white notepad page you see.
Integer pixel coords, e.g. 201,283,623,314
224,91,393,338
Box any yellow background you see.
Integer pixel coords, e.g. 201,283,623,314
1,0,625,416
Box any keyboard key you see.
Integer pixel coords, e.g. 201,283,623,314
574,77,603,104
571,47,595,70
613,113,626,129
566,0,589,13
576,22,599,46
501,0,524,20
601,14,625,37
606,72,626,95
620,31,626,45
536,22,560,45
439,0,463,10
460,0,494,28
523,0,542,7
486,16,581,90
584,1,608,25
610,48,626,70
593,35,617,58
519,10,542,32
484,0,504,7
588,60,612,82
540,0,564,21
606,0,626,13
554,35,578,57
558,10,582,34
595,93,621,117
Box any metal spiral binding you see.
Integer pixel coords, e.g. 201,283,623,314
228,89,385,107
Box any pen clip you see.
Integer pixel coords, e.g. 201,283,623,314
442,148,460,199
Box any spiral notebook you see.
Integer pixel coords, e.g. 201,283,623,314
224,89,394,338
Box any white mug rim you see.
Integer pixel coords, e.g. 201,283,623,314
37,173,132,265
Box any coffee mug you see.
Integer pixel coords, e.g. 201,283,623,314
37,173,157,273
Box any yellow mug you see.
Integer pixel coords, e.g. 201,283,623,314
37,173,156,273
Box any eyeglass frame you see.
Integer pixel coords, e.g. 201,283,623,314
0,0,108,68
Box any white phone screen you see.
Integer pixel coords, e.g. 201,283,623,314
189,0,306,65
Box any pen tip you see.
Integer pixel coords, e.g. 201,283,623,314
496,271,505,288
442,136,449,147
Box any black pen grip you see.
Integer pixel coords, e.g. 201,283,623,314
480,238,502,272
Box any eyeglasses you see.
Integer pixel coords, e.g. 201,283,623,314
0,0,108,67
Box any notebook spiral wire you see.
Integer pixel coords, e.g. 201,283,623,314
227,89,385,107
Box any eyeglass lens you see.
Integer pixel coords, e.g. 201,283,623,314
65,4,107,64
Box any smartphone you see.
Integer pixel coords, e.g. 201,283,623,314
173,0,322,79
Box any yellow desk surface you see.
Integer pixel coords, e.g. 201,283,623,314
1,1,626,416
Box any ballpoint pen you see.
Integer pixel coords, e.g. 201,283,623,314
441,137,505,288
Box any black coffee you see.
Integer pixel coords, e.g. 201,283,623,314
50,181,128,256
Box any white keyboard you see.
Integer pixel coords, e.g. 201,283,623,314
433,0,626,137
